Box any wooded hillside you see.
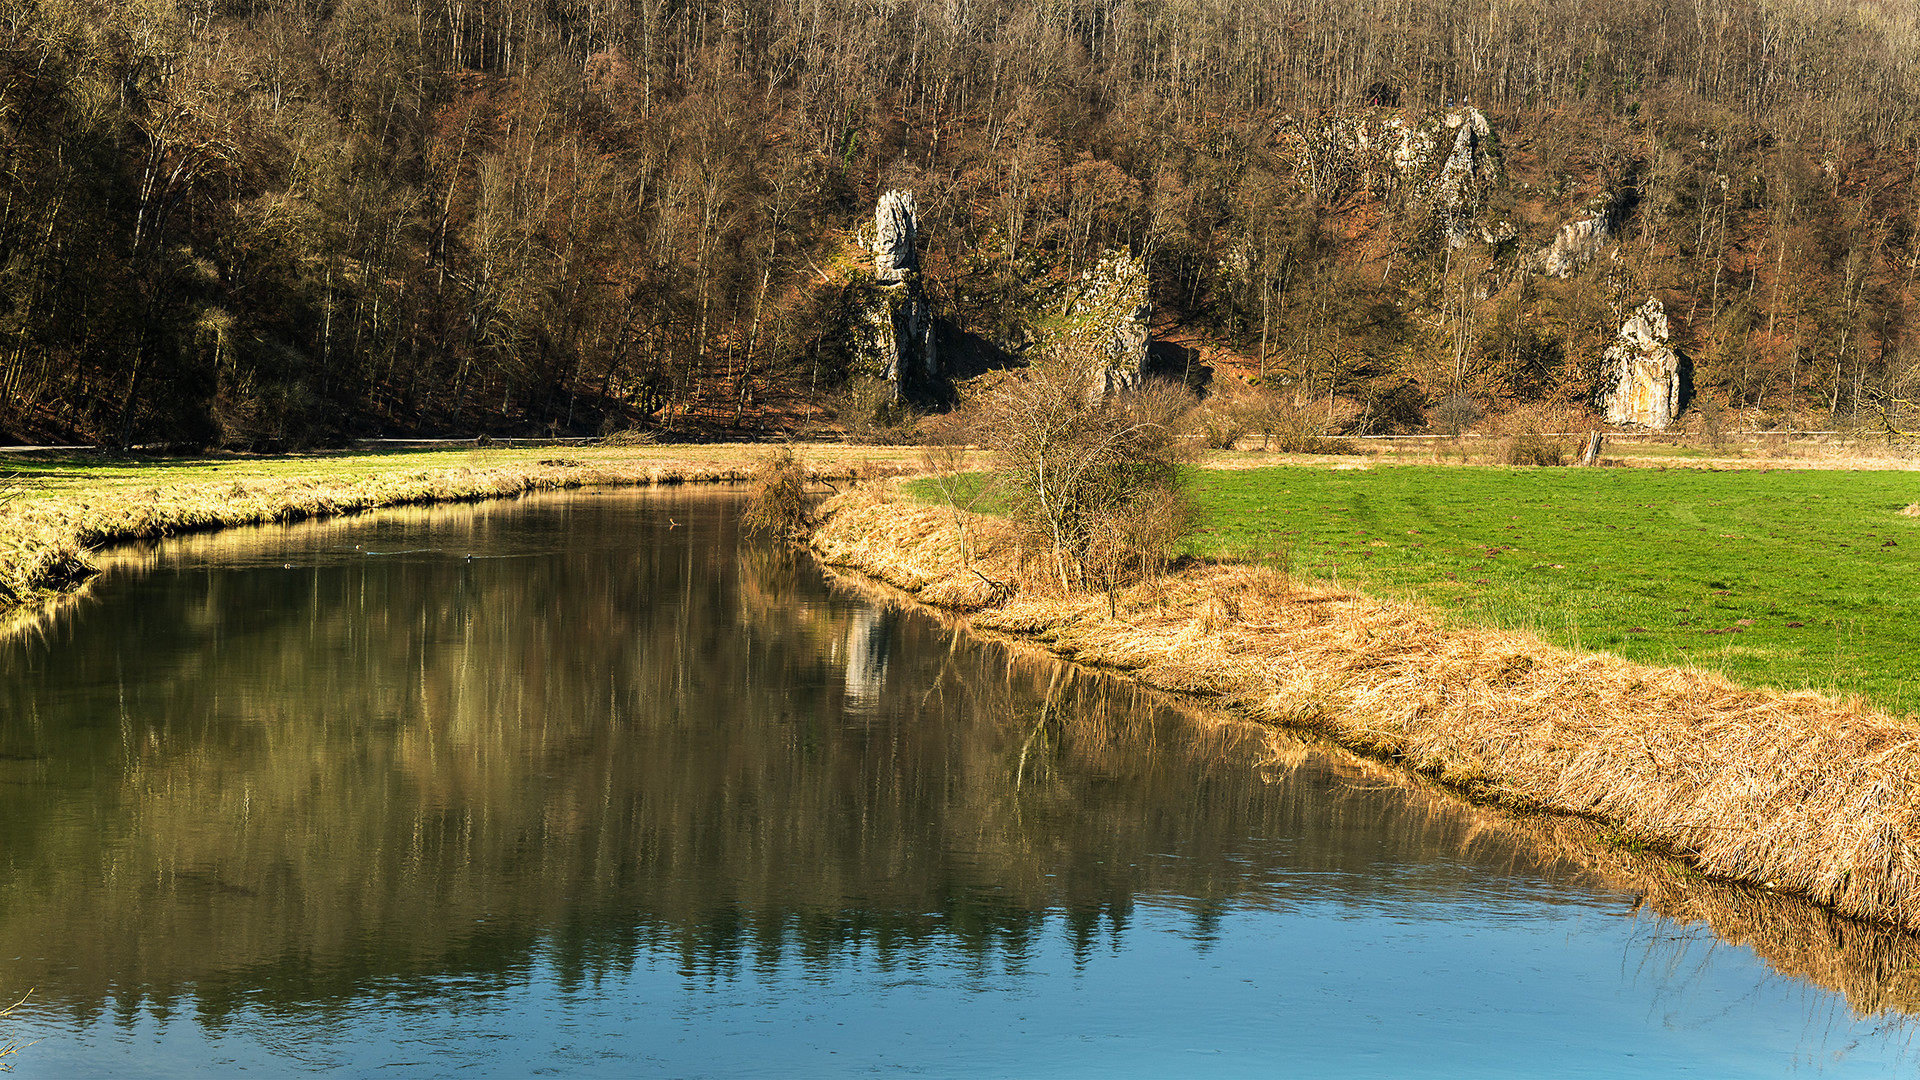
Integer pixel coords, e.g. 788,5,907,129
1,0,1915,444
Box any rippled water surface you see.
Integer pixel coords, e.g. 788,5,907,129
1,489,1916,1077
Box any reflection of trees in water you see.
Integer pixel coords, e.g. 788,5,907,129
1257,735,1920,1025
0,488,1916,1027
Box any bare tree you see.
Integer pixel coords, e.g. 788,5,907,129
968,353,1192,591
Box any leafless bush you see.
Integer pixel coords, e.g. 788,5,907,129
1496,403,1574,466
1432,394,1484,437
917,414,994,568
1504,432,1566,466
598,427,658,446
1261,398,1354,454
1695,393,1728,448
1084,484,1197,608
1190,379,1259,448
741,445,812,539
1201,382,1352,454
966,353,1195,589
834,377,918,444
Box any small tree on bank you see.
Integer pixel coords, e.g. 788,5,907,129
969,356,1194,592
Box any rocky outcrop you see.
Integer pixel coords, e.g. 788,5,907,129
1597,298,1687,428
1531,214,1611,277
1528,192,1631,278
1055,251,1151,402
1290,105,1504,246
1432,106,1499,247
848,190,936,398
872,189,918,284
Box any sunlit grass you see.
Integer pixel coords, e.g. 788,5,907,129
1184,464,1920,714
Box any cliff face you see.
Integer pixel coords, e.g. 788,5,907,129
1052,252,1151,402
1197,100,1915,432
846,190,937,399
809,98,1913,436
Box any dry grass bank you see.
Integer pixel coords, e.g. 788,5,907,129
813,483,1920,935
1198,430,1920,472
818,555,1920,1019
0,443,917,611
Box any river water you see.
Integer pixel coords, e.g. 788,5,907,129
0,488,1915,1077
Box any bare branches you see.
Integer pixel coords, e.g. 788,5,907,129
968,354,1193,592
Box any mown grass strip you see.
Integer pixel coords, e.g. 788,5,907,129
1184,464,1920,716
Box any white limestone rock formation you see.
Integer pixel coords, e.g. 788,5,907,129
872,189,918,284
1056,251,1151,403
1597,298,1687,428
1287,106,1504,246
1532,214,1612,277
1529,192,1631,278
849,190,936,398
1433,106,1498,247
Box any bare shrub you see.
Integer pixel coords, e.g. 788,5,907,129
1505,433,1566,466
598,427,658,446
835,377,918,444
1432,394,1484,438
967,353,1195,589
740,446,812,539
917,413,993,569
1084,485,1198,612
1261,399,1354,454
1496,403,1574,466
1695,393,1728,448
1348,380,1426,435
1190,378,1260,449
1213,383,1353,454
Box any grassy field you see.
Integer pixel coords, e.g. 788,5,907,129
1185,465,1920,715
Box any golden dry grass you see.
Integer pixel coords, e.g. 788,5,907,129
813,482,1920,934
1394,760,1920,1017
1198,431,1920,472
817,530,1920,1019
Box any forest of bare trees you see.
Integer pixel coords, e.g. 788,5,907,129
0,0,1915,444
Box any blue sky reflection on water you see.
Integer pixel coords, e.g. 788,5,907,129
15,891,1919,1079
3,489,1919,1078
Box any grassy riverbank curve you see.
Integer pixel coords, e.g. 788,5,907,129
811,483,1920,934
0,444,918,612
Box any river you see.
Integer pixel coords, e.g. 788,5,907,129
0,488,1914,1077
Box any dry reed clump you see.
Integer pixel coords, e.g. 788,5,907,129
740,446,812,539
812,485,1920,934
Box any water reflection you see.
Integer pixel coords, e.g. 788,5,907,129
0,489,1915,1076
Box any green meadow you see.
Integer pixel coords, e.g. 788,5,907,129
1184,465,1920,716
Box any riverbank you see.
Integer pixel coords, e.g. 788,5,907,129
811,482,1920,935
0,443,918,611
